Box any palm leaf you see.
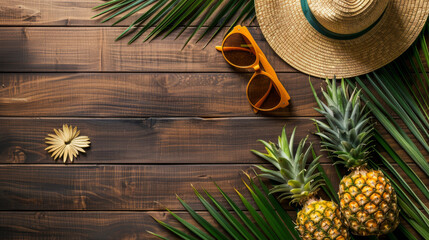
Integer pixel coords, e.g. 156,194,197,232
214,182,268,240
374,133,429,201
151,217,199,240
254,176,300,239
194,0,237,43
346,25,429,238
113,0,157,26
179,0,222,49
173,0,214,39
191,185,245,240
115,0,170,41
242,177,294,239
348,77,429,177
144,0,200,42
202,0,248,49
127,0,178,44
176,194,228,240
235,188,278,240
352,26,429,238
93,0,126,10
311,73,429,238
92,0,136,19
149,177,299,239
93,0,255,48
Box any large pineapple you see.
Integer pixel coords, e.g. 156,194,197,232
252,126,349,240
312,79,400,236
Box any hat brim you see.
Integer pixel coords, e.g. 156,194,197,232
255,0,429,78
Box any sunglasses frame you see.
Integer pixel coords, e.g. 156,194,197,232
216,25,290,112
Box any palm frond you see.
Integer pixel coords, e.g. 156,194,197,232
93,0,255,48
149,176,300,239
310,60,429,239
351,26,429,238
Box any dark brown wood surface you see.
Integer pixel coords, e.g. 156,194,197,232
0,118,425,164
0,1,427,239
0,27,293,73
0,73,318,117
0,0,260,27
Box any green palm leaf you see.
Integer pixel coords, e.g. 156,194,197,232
310,67,429,239
176,194,228,240
149,177,299,239
93,0,255,48
347,77,429,177
349,27,429,238
214,182,268,240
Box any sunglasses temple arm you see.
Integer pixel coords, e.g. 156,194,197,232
216,46,254,53
252,81,273,112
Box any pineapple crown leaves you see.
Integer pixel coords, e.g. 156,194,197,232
251,126,324,205
310,78,374,169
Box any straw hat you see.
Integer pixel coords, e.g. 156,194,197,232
255,0,429,78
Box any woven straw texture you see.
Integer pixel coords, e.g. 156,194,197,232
255,0,429,78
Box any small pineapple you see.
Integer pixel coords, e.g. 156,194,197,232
252,126,349,240
312,78,400,236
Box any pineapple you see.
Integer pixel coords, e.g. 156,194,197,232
252,126,349,240
312,78,400,236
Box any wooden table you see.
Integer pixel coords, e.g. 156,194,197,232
0,1,425,239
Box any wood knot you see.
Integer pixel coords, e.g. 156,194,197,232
8,146,26,163
122,181,137,194
73,195,87,210
154,75,179,89
142,118,156,129
0,5,41,22
35,212,46,219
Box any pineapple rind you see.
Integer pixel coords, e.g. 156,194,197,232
339,169,400,236
297,199,349,240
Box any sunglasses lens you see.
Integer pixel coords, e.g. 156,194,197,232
248,74,281,110
223,33,257,67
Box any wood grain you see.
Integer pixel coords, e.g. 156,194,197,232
0,0,259,27
0,27,294,73
0,164,426,211
0,164,287,211
0,73,321,117
0,72,405,118
0,117,324,164
0,211,224,240
0,0,98,26
1,117,425,164
0,211,417,240
0,0,427,238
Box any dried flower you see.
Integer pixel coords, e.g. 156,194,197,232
45,124,90,163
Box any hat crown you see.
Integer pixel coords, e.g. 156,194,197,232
308,0,389,35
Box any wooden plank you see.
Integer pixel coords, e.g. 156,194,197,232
0,27,294,72
0,211,225,240
0,0,259,27
0,164,290,211
0,73,320,117
0,117,326,164
0,211,414,240
0,117,425,164
0,164,426,211
0,0,99,26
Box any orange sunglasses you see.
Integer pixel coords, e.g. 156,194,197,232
216,25,290,112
